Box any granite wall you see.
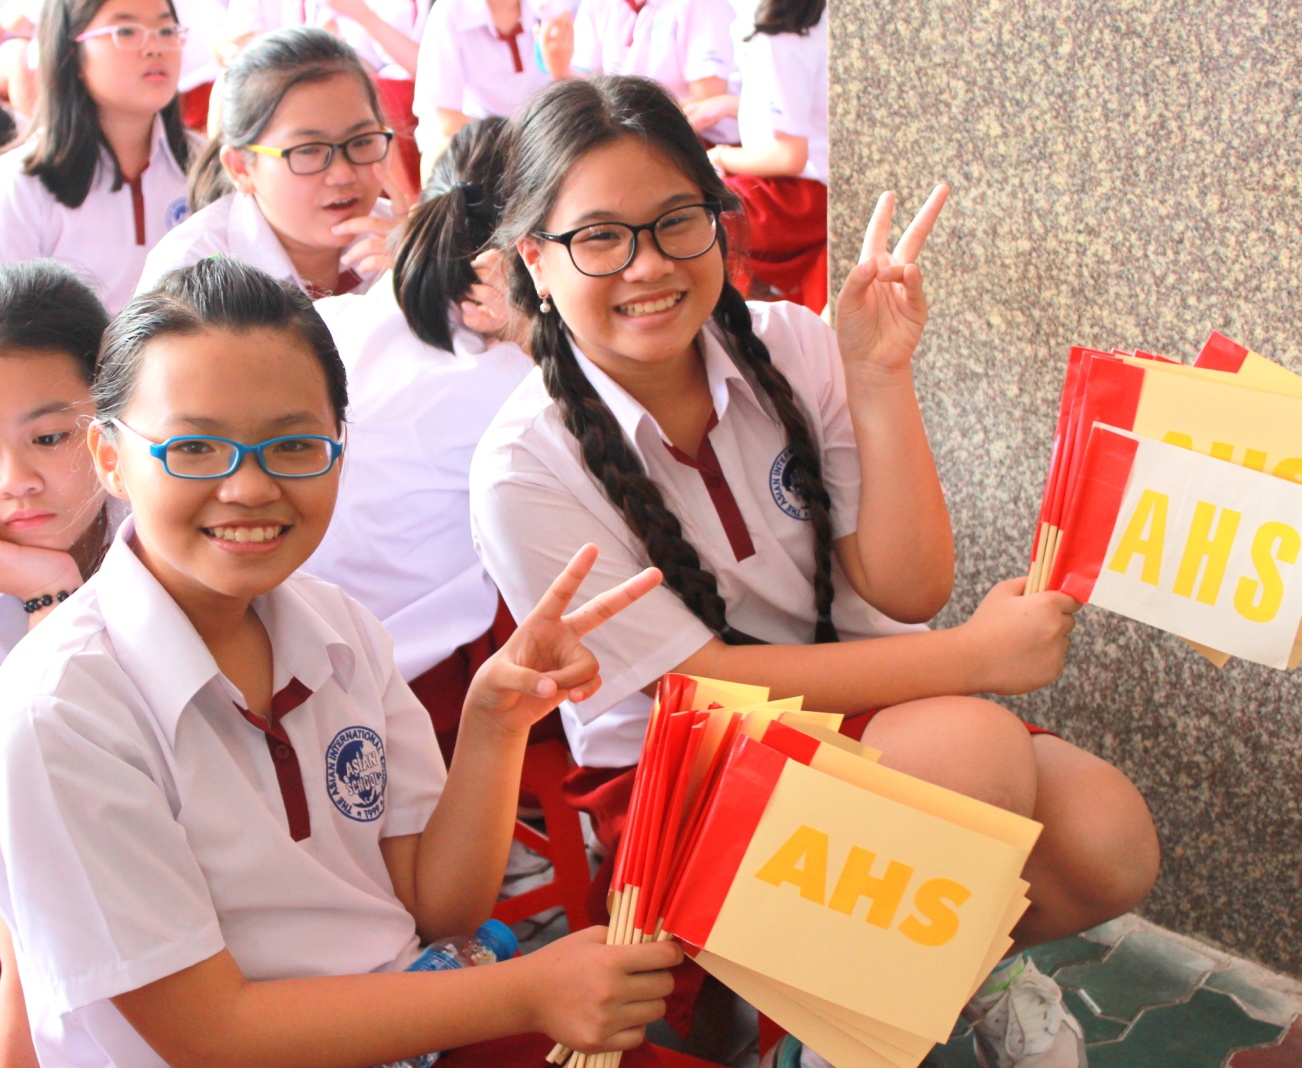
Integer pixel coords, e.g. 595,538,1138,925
828,2,1301,976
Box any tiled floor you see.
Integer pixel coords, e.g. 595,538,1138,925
901,915,1301,1068
504,853,1302,1068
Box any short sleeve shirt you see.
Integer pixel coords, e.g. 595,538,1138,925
0,119,191,313
736,18,828,182
411,0,551,153
571,0,737,142
0,522,445,1067
469,301,924,766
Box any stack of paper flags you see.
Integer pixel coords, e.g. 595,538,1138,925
1028,332,1302,669
549,675,1041,1068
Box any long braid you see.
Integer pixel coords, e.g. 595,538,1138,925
532,310,763,645
713,282,840,643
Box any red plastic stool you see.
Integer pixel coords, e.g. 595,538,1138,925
440,1033,723,1066
492,739,594,934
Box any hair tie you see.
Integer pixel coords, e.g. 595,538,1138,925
453,180,496,221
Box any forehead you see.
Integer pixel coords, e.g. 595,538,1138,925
261,71,380,140
123,327,334,431
545,137,703,230
85,0,175,26
0,350,91,420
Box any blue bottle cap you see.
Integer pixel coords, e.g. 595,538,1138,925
475,918,519,962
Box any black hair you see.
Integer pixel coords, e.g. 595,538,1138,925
20,0,193,208
0,259,109,382
0,104,16,151
95,257,348,429
189,26,386,210
393,116,510,351
748,0,825,38
495,76,838,645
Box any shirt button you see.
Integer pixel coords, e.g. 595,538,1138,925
273,744,292,761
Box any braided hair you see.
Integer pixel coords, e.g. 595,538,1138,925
496,76,838,644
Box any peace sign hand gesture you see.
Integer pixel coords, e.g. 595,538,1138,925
836,184,949,375
465,544,662,735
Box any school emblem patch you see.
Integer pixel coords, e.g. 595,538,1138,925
769,446,810,521
325,726,386,822
164,196,189,230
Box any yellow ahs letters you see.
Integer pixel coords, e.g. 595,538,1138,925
753,825,972,947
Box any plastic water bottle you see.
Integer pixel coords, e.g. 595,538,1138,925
377,920,520,1068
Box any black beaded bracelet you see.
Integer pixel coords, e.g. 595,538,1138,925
22,590,72,614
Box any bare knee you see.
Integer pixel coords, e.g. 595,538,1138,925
862,696,1039,815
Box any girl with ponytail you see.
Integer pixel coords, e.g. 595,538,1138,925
306,116,533,761
471,74,1157,1062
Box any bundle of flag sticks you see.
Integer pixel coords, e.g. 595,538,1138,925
548,674,1041,1068
1027,331,1302,668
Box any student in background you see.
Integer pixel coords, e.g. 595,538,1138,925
0,0,42,121
0,256,679,1067
693,0,829,312
0,259,123,1068
220,0,426,196
308,116,534,761
0,0,194,313
472,75,1157,1068
410,0,551,164
139,27,403,299
172,0,228,131
538,0,738,145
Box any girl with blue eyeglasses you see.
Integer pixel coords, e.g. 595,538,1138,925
0,256,681,1068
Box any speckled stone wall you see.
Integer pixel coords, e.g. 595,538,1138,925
829,3,1301,976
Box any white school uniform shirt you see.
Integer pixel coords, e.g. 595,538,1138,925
307,277,532,680
0,519,445,1068
0,498,128,665
470,301,925,767
736,17,828,183
224,0,427,78
0,118,191,314
571,0,738,144
135,191,392,298
174,0,229,93
411,0,551,156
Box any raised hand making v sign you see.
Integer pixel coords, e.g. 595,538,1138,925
832,184,956,622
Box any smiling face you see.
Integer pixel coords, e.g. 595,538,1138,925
76,0,182,122
224,71,386,262
0,351,103,552
92,327,341,612
519,136,726,382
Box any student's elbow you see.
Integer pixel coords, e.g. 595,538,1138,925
874,570,954,625
772,132,808,176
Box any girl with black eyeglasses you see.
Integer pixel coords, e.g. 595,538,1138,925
139,25,407,300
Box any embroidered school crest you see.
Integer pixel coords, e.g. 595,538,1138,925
325,726,386,821
769,446,810,521
164,196,189,230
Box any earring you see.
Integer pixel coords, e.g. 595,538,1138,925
539,295,552,314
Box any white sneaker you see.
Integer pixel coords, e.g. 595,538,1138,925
965,956,1088,1068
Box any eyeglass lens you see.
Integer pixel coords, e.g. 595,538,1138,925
569,205,718,276
106,24,186,50
285,132,391,175
162,437,336,478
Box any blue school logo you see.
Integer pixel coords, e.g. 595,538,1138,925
769,447,810,521
164,196,189,230
325,726,387,822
